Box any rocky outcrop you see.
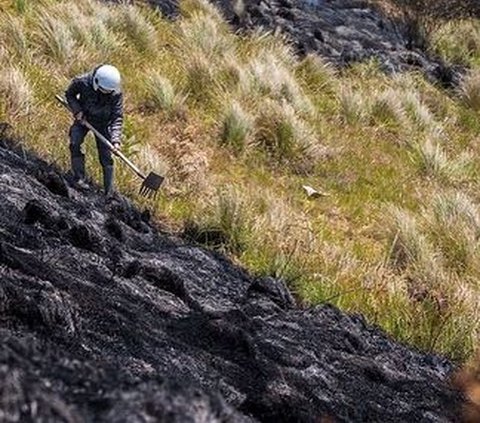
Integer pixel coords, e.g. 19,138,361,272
0,124,462,422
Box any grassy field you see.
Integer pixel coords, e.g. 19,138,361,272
1,0,480,362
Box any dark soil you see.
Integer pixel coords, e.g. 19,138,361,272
0,124,463,422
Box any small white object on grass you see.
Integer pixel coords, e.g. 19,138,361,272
302,185,330,198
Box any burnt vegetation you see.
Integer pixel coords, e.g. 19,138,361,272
0,124,464,421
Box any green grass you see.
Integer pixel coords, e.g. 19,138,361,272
1,0,480,362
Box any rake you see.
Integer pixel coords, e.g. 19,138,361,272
55,94,164,198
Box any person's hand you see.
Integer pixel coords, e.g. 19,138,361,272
74,111,84,121
112,142,121,151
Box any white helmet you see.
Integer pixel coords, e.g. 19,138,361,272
93,64,121,94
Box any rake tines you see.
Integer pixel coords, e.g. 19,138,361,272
139,172,164,199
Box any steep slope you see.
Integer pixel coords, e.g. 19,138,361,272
0,124,464,421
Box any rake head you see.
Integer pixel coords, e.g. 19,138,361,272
139,172,164,199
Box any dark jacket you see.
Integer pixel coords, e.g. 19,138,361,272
65,70,123,144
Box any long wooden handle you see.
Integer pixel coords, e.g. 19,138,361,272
55,95,146,180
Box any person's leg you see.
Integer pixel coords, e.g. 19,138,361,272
95,127,115,196
69,123,89,182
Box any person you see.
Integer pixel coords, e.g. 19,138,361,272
65,64,123,196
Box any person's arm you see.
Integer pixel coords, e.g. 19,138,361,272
65,78,84,117
109,93,123,148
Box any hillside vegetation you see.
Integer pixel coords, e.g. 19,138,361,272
1,0,480,362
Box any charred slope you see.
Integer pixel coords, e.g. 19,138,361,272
0,126,462,422
145,0,460,87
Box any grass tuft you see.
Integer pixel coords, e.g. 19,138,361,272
255,100,321,173
338,86,369,124
220,101,253,153
144,73,186,116
111,5,158,53
387,206,439,275
458,69,480,111
0,14,29,59
371,88,407,127
413,136,473,181
0,66,33,119
36,10,76,64
179,11,233,59
186,185,252,254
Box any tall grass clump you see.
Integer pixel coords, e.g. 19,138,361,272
15,0,28,14
0,14,29,59
248,197,316,282
185,186,252,254
57,3,121,58
109,5,158,53
296,54,336,95
338,86,370,124
429,191,480,274
432,20,480,65
255,100,321,173
0,66,33,119
383,194,480,359
178,12,233,59
245,54,314,115
220,101,253,153
180,0,224,21
402,90,437,131
183,52,219,102
35,11,76,64
144,73,186,116
387,206,439,278
243,29,296,68
458,69,480,111
370,88,407,128
177,8,235,102
89,20,122,57
413,136,473,182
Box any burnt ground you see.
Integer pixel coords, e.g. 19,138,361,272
143,0,462,87
0,122,464,422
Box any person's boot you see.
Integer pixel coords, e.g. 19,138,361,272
103,165,115,198
71,155,89,190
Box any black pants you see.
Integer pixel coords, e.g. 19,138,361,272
69,122,113,167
